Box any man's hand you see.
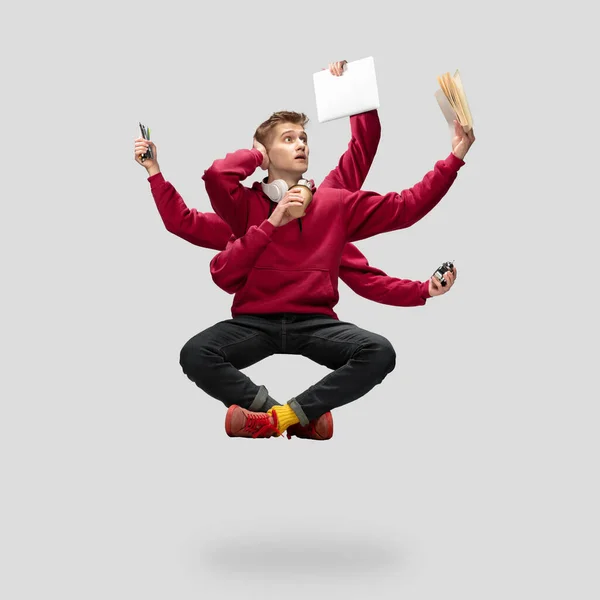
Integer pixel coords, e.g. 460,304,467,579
428,266,457,297
328,60,347,76
253,138,269,170
267,191,305,228
134,137,160,176
451,120,475,161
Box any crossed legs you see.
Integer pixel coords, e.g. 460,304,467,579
179,313,396,437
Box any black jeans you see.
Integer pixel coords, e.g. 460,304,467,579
179,313,396,424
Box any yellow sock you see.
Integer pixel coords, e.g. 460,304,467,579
268,404,300,434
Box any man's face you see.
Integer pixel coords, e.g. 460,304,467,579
266,122,309,175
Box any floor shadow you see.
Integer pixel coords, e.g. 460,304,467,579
197,531,403,579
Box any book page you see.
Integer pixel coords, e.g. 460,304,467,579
435,89,458,138
444,73,465,124
438,75,452,106
453,70,473,130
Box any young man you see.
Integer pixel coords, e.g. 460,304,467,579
135,62,464,440
187,94,475,440
135,111,457,439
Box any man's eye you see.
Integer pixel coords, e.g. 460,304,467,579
284,137,292,142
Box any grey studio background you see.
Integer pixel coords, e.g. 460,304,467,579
1,1,598,599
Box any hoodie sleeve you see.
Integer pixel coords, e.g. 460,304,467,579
148,172,232,251
339,244,430,307
202,148,264,237
210,220,276,293
320,110,381,192
341,153,465,242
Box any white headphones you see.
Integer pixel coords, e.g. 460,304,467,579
261,178,312,202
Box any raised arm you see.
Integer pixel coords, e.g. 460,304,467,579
342,152,464,241
134,135,232,250
339,244,430,307
342,119,475,241
202,148,264,237
320,109,381,192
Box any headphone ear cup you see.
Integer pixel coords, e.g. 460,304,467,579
271,179,288,202
262,179,289,202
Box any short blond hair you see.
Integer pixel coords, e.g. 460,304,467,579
254,111,309,148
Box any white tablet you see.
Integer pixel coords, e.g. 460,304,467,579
312,56,380,123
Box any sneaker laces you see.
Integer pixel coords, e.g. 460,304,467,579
243,410,279,438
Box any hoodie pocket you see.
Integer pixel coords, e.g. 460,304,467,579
243,267,336,308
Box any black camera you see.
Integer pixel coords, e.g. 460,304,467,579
433,261,454,287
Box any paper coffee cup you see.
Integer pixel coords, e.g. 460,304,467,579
287,185,313,218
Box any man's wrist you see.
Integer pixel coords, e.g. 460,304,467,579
260,219,277,235
451,149,467,162
421,280,432,299
146,164,161,177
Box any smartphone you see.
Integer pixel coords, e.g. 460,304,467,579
139,122,153,161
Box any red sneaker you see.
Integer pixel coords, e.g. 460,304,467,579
286,412,334,440
225,405,280,438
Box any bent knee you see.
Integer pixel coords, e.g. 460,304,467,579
179,340,196,373
373,336,396,375
179,336,213,373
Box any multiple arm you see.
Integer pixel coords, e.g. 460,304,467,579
211,230,435,306
201,108,381,237
317,109,433,305
208,108,384,295
144,67,470,305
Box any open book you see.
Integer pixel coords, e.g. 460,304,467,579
435,70,473,133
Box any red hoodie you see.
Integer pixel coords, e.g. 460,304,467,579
147,111,434,313
148,170,431,307
203,116,464,318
